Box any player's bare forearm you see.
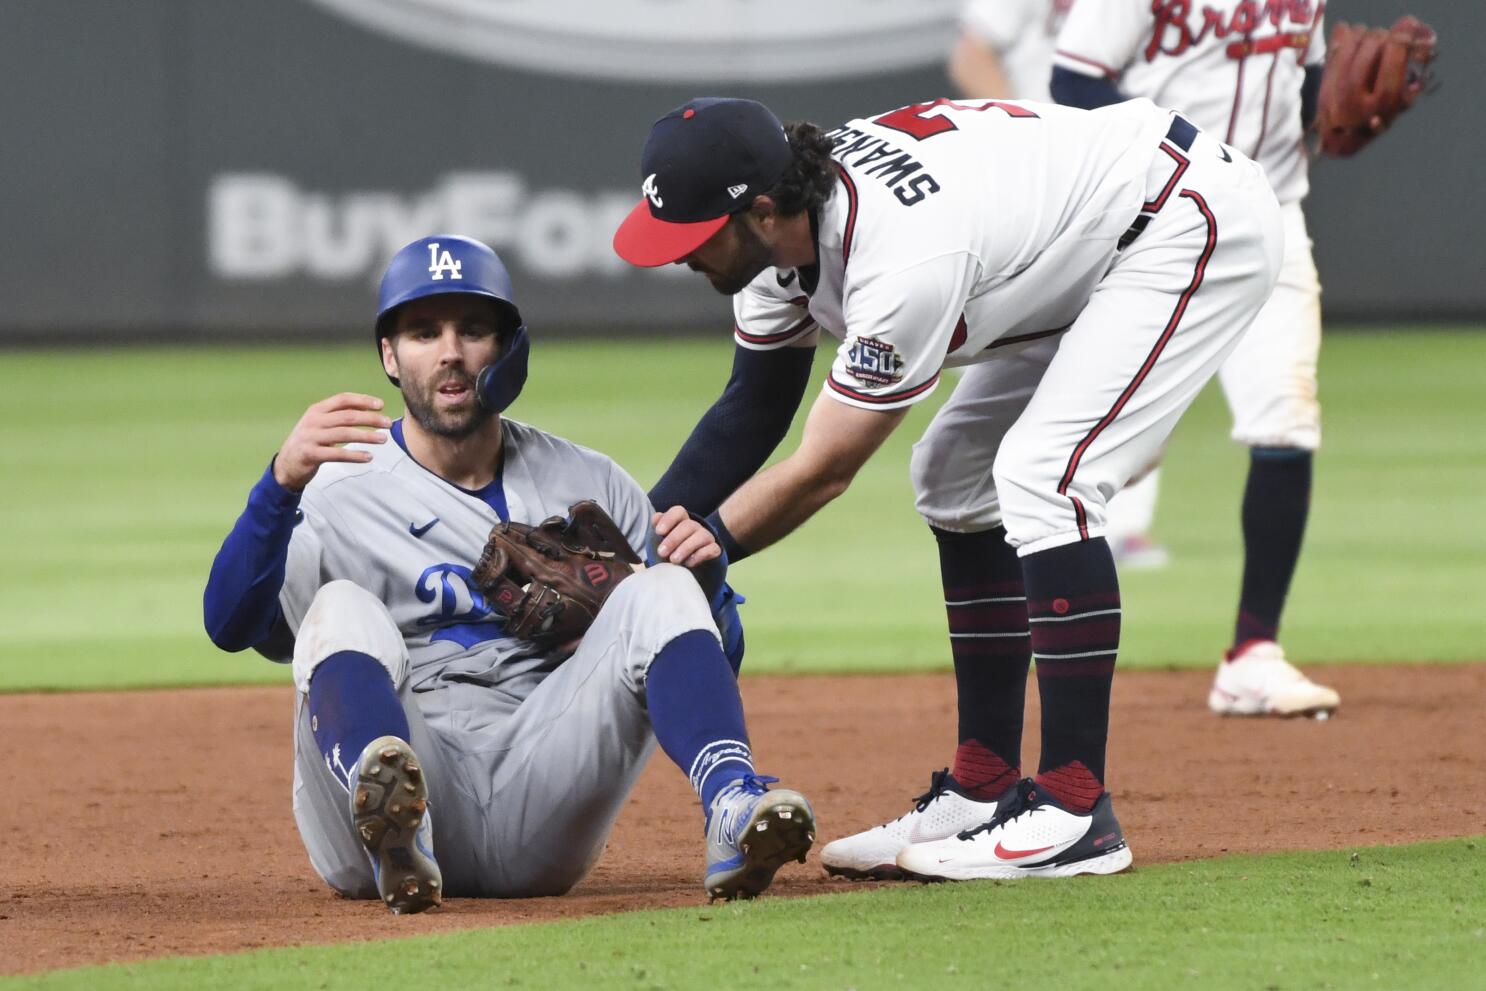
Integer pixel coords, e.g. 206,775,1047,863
715,392,907,554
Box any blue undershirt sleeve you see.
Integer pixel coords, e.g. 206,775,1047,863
203,460,302,653
1050,66,1126,110
647,342,815,519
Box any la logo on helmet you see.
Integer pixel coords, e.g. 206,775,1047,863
427,242,464,281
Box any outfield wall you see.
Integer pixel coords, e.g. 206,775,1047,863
0,0,1478,342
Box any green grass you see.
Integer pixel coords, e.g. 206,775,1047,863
9,837,1483,990
2,330,1483,691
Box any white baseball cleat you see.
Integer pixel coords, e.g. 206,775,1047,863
895,779,1132,881
1208,640,1340,717
820,769,1008,881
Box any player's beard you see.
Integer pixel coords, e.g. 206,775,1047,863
401,369,492,440
703,216,773,296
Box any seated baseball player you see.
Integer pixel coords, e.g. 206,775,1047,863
202,234,814,913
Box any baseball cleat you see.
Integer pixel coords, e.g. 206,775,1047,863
703,775,815,902
895,779,1132,881
352,736,442,915
1209,640,1340,717
820,769,1007,881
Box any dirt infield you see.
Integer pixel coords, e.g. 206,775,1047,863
5,664,1483,975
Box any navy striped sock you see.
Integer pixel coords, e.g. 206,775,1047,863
646,630,754,809
1022,538,1120,812
932,525,1029,798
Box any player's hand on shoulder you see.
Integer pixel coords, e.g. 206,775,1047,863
272,392,392,492
652,506,722,569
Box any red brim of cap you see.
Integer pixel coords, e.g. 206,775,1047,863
612,199,729,268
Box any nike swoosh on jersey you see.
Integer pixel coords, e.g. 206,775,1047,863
775,269,797,288
409,518,440,538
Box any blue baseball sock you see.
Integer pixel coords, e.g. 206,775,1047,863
646,630,754,810
307,650,410,790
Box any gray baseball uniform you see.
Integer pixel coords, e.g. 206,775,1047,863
277,416,719,898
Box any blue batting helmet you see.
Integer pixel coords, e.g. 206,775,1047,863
375,235,530,414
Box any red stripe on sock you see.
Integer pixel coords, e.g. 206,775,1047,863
952,740,1020,800
1035,762,1103,814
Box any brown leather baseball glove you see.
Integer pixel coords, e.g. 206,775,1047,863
471,500,642,647
1314,15,1437,157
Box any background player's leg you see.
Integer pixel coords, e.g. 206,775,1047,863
1213,201,1337,716
1233,446,1312,648
1105,468,1169,569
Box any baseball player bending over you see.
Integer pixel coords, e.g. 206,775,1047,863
203,235,814,912
616,97,1282,881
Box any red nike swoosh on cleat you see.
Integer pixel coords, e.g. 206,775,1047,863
993,841,1055,860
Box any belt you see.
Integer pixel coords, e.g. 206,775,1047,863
1118,115,1199,252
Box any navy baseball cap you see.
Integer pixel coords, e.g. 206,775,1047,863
613,98,791,268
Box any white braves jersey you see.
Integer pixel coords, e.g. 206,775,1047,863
1053,0,1325,204
275,418,652,693
961,0,1076,101
733,98,1174,410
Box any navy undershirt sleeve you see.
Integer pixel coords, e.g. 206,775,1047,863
203,461,301,652
1050,66,1126,110
1301,64,1323,130
648,342,815,520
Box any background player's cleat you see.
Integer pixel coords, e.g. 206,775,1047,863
703,775,815,902
1209,640,1340,717
820,769,1007,881
352,736,443,914
1109,533,1171,570
895,779,1132,881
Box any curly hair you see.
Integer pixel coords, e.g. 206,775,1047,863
761,121,839,216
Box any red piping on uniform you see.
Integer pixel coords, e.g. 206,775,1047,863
1057,189,1219,540
735,314,814,346
985,326,1068,351
835,165,859,268
1226,41,1249,144
1143,145,1190,213
827,371,940,405
1254,52,1280,160
1055,50,1118,79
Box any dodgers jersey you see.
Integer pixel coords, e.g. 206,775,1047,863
734,98,1174,410
1053,0,1325,204
273,418,652,693
961,0,1075,101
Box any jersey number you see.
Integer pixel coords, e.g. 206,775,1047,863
873,98,1039,141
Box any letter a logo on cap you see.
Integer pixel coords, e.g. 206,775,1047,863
427,242,463,281
642,173,663,208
